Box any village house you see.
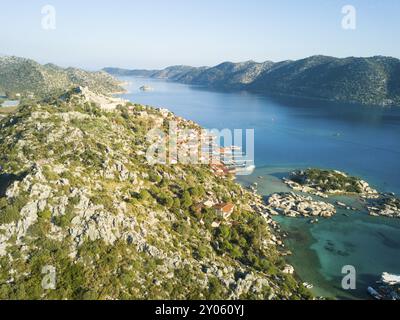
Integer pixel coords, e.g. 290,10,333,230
214,203,235,219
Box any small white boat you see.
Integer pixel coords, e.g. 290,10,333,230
235,165,255,176
139,85,154,92
302,282,314,289
381,272,400,285
367,287,382,300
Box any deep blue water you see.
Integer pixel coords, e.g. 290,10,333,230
118,76,400,299
119,76,400,194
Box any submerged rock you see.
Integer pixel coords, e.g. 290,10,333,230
367,194,400,218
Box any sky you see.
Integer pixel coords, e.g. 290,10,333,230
0,0,399,70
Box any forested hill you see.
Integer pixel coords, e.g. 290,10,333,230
0,56,124,99
105,55,400,106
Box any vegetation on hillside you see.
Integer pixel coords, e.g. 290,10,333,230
0,88,310,300
289,169,365,193
0,56,124,99
105,55,400,106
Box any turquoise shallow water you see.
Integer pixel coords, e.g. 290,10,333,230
239,166,400,299
118,76,400,299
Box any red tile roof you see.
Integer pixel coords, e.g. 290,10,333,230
214,203,235,213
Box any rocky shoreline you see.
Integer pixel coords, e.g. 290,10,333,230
249,169,400,299
283,178,328,198
278,169,400,219
266,192,336,218
366,194,400,218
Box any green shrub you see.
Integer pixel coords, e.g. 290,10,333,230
149,172,162,183
195,245,209,260
158,194,174,208
207,277,224,299
0,206,21,224
139,189,151,201
38,209,52,220
53,212,74,228
181,191,193,208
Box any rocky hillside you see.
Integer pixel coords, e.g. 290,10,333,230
105,55,400,106
0,56,124,99
0,88,309,299
249,55,400,106
105,61,273,89
176,61,274,89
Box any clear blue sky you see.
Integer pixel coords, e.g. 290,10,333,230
0,0,399,69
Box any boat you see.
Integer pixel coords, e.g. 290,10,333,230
303,282,314,289
234,165,255,175
139,85,154,92
381,272,400,285
367,287,382,300
230,145,241,151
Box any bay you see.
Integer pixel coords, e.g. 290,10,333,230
118,76,400,299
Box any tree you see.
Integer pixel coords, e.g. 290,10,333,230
181,191,193,209
218,225,230,239
230,245,243,259
149,172,162,183
172,198,181,209
139,189,151,201
38,209,52,220
158,194,174,208
188,187,199,198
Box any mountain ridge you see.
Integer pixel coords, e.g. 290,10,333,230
0,56,124,99
104,55,400,106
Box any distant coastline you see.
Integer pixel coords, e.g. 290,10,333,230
104,55,400,108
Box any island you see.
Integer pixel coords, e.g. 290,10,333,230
283,168,379,197
262,168,400,219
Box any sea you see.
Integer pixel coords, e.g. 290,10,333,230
117,76,400,299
